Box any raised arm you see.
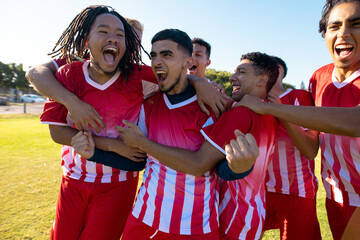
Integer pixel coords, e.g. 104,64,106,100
48,125,146,161
266,93,319,160
237,95,360,137
188,75,231,118
117,120,255,177
26,61,104,132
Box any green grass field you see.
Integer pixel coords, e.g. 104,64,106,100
0,115,331,239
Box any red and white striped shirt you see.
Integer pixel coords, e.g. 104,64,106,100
201,106,278,240
132,92,219,235
41,61,158,183
266,89,318,199
309,63,360,207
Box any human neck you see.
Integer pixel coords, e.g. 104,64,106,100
334,67,360,83
270,83,287,96
167,75,189,95
88,62,118,85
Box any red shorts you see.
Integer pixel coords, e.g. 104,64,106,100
50,175,139,240
263,191,321,240
122,214,220,240
326,197,357,240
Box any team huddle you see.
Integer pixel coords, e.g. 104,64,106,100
26,0,360,240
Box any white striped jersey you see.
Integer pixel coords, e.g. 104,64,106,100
132,92,219,235
201,106,278,240
41,61,158,183
266,89,318,199
309,63,360,207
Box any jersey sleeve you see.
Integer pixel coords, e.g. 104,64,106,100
139,65,159,99
216,160,254,181
88,148,146,171
40,65,73,126
201,107,253,155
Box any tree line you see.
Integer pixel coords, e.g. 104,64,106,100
0,61,297,95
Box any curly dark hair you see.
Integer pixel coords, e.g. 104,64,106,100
49,5,142,80
319,0,360,37
241,52,279,93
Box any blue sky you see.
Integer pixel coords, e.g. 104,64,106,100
0,0,332,88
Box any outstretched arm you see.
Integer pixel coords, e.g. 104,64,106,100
26,61,104,132
237,95,360,137
71,131,145,171
117,121,255,177
188,75,231,119
266,94,319,160
48,125,146,161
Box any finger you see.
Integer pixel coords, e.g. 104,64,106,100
198,100,210,116
122,120,136,128
244,133,259,155
216,101,226,114
209,102,220,119
93,110,105,129
87,119,99,133
225,143,235,160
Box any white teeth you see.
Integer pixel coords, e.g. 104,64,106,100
155,70,167,74
336,44,353,49
104,47,118,53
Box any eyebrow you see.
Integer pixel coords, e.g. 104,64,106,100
160,50,173,55
328,17,360,26
97,24,124,32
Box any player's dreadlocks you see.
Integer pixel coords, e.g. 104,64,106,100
49,5,142,80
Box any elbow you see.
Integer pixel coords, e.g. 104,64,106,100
25,68,35,84
49,125,64,145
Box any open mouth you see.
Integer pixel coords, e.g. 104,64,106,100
155,69,168,82
189,65,197,71
103,46,118,64
335,44,354,58
232,87,240,94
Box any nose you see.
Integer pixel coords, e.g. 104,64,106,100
107,33,119,44
338,24,350,38
229,74,236,83
151,56,162,68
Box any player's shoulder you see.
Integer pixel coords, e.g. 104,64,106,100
144,92,162,105
314,63,334,75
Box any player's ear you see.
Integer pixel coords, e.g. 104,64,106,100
206,59,211,67
184,56,194,70
256,75,268,87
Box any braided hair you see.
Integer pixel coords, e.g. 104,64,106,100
49,5,142,79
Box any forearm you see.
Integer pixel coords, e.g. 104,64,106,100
49,125,79,146
261,103,360,137
88,148,145,171
135,136,217,176
25,64,80,108
216,160,254,181
282,121,319,160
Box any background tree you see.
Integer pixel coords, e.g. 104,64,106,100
0,62,29,90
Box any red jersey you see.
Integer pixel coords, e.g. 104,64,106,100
41,60,157,183
266,89,318,199
309,63,360,207
201,106,278,240
132,92,219,235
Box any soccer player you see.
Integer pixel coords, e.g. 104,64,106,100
237,1,360,239
39,6,158,239
189,38,211,78
262,56,321,239
117,52,279,240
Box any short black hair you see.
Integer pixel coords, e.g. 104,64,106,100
319,0,360,37
192,38,211,59
272,56,288,78
151,29,193,57
241,52,279,93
